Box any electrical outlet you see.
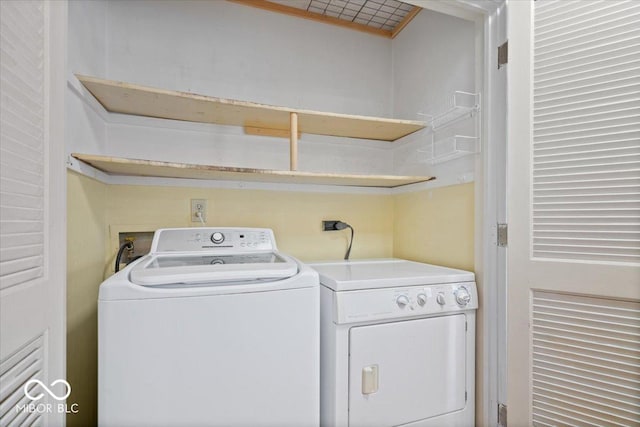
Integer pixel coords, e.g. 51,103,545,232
191,199,207,223
323,220,340,231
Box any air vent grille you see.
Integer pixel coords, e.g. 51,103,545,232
270,0,416,31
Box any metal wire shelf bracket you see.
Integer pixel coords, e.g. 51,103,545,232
433,135,480,164
429,91,480,131
416,91,481,165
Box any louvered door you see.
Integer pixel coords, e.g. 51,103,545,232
507,1,640,425
0,1,67,425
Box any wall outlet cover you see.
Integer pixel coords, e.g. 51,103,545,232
191,199,207,222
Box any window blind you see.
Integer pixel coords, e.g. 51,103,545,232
0,0,45,290
532,0,640,264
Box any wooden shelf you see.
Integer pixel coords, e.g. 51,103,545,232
76,75,426,141
72,154,435,188
73,76,433,187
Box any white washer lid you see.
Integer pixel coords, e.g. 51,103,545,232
130,251,298,286
309,258,474,291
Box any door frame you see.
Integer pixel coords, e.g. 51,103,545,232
478,2,508,426
45,2,69,424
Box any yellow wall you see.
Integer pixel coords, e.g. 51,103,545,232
67,173,474,427
104,184,394,262
66,171,107,427
393,183,474,271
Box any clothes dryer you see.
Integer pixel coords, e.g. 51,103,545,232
311,259,477,427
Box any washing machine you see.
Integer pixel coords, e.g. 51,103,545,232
311,258,477,427
99,228,319,427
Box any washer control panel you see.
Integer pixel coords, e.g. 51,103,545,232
152,228,276,252
333,282,477,324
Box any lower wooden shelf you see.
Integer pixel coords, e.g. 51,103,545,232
72,154,435,188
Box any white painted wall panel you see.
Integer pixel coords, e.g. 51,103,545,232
391,9,477,180
66,0,108,156
105,0,392,117
104,116,394,174
392,10,476,120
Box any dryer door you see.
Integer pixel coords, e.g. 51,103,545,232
348,315,467,427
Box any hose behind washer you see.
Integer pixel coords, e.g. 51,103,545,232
114,241,134,273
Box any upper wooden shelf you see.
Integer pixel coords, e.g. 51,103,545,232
72,154,434,188
76,74,426,141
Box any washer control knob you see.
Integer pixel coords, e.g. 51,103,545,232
417,293,428,306
436,292,446,306
211,232,225,244
396,295,410,308
455,287,471,306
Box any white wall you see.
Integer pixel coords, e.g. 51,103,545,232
104,115,394,174
66,0,108,156
392,10,475,119
391,9,477,182
106,0,392,117
67,1,478,180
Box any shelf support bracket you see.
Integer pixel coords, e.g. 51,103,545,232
290,112,298,171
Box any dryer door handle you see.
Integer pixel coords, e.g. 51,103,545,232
362,365,379,395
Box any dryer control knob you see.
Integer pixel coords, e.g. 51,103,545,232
417,293,428,306
396,295,410,308
455,287,471,306
211,232,225,244
436,292,446,306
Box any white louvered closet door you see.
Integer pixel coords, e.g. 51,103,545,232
0,1,66,426
507,1,640,426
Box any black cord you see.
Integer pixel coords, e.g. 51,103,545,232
335,221,354,260
115,241,134,273
344,224,353,260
